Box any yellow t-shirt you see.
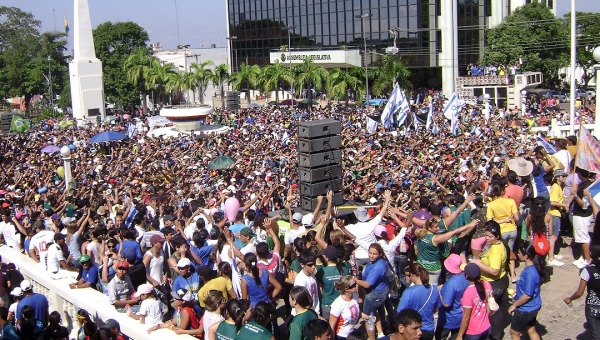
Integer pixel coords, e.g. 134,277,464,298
549,183,565,217
481,243,507,282
197,277,232,307
486,197,517,234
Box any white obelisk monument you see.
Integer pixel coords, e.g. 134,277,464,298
69,0,105,126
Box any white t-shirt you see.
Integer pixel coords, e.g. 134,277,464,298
294,270,320,314
202,311,224,331
330,294,360,337
46,243,65,273
86,241,102,265
218,245,234,265
137,298,164,325
344,216,381,259
555,149,572,171
284,227,306,245
29,230,55,268
0,221,21,250
240,241,256,256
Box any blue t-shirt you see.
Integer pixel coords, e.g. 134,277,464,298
440,274,469,330
191,244,215,269
16,294,49,325
116,240,143,263
532,167,548,197
515,265,542,312
229,223,246,249
81,264,99,285
172,272,201,298
363,258,388,293
398,284,440,332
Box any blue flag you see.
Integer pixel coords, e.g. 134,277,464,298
536,136,557,155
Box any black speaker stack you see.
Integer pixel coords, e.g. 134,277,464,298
298,119,344,210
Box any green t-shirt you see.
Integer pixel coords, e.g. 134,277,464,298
289,309,318,340
290,259,302,273
416,233,442,271
316,263,351,306
238,321,272,340
216,321,239,340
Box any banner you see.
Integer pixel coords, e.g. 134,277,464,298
10,115,30,133
575,125,600,173
586,179,600,206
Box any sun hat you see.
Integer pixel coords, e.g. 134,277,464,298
354,206,370,222
507,157,534,177
444,254,462,274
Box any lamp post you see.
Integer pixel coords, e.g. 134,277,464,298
593,46,600,138
483,93,490,123
47,56,54,118
521,90,527,117
226,36,237,73
283,26,296,101
60,146,72,192
356,14,371,111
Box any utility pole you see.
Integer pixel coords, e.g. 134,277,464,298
356,13,371,112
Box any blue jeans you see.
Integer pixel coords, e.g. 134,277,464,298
463,328,489,340
363,287,389,315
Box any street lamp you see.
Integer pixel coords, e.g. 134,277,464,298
521,90,527,117
282,26,296,101
60,146,72,192
226,36,237,73
356,13,371,111
47,56,54,118
483,93,491,123
593,46,600,138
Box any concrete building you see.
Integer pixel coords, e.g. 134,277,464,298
224,0,556,95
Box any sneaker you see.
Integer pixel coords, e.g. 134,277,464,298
548,259,565,267
573,257,585,266
577,260,591,269
555,255,564,260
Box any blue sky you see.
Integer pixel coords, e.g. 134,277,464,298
3,0,598,51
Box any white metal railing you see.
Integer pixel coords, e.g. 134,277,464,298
0,246,195,340
530,119,599,138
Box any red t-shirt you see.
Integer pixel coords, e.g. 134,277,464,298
504,184,524,208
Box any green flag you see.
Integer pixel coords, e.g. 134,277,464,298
10,115,30,133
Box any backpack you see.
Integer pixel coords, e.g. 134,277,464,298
533,232,550,256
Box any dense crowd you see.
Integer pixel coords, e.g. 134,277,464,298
0,97,597,340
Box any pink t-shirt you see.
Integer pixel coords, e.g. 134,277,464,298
504,184,524,208
461,280,493,335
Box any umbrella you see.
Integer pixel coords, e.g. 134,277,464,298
58,120,75,129
89,131,128,143
300,99,318,105
41,145,60,153
279,99,297,106
247,103,260,108
207,156,236,170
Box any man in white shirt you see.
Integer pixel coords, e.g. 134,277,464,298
0,211,23,251
239,227,257,255
46,233,79,280
28,221,55,269
294,250,320,314
284,212,305,258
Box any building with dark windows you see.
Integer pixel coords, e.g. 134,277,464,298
224,0,555,94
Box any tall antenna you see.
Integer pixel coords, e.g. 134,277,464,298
174,0,181,46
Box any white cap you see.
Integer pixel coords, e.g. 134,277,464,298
177,258,191,268
10,287,23,297
301,213,314,226
20,280,33,292
133,283,154,298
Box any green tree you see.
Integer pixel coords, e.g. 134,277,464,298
166,70,188,104
482,2,569,85
230,63,261,105
369,55,411,96
327,67,364,106
293,58,328,107
93,21,149,109
259,61,291,108
189,61,214,104
212,64,230,110
146,59,176,106
564,12,600,87
123,48,153,112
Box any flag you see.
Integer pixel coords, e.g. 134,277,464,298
443,94,459,120
536,136,557,155
366,115,378,133
10,115,30,133
432,123,440,135
575,126,600,173
127,123,137,138
586,179,600,206
124,201,137,228
426,101,433,131
281,131,289,146
63,14,69,36
380,83,401,127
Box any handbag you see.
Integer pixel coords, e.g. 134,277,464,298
418,286,434,313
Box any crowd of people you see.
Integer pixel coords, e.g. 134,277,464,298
0,95,597,340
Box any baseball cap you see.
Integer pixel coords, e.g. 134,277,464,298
20,280,33,292
320,245,338,259
239,227,255,238
150,234,165,246
121,248,136,264
292,212,303,223
374,225,387,238
464,263,481,280
51,214,60,220
171,288,194,302
33,220,44,228
553,169,567,178
301,213,314,226
177,258,191,268
133,283,154,298
79,254,91,263
100,319,120,331
116,260,129,270
10,287,23,297
354,206,370,222
163,215,175,221
54,233,66,241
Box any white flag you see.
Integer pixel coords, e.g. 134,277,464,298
443,94,459,120
426,101,433,131
366,116,378,133
381,83,401,126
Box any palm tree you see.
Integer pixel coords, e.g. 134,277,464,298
146,60,176,106
212,64,230,110
259,61,291,108
123,48,152,113
369,55,411,97
230,63,261,105
166,70,187,104
182,71,198,103
294,58,329,109
189,61,214,104
327,67,364,106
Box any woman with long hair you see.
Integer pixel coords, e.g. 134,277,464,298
470,221,510,340
147,288,201,338
329,275,360,340
548,170,568,266
456,263,493,340
240,252,282,308
238,302,275,340
397,263,440,340
486,184,519,283
208,299,247,340
66,209,90,268
470,194,488,259
198,290,225,335
509,243,545,340
288,286,319,340
564,244,600,340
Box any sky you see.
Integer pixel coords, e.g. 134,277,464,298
2,0,598,51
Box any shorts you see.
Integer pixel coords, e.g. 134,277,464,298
573,215,593,244
511,309,539,333
363,287,388,315
550,215,561,236
501,230,518,251
471,236,487,251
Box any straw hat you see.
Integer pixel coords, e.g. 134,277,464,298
507,157,533,177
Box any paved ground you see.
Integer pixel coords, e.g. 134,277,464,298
508,237,590,340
